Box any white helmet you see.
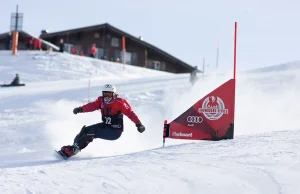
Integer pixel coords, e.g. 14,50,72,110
102,84,116,93
102,84,117,103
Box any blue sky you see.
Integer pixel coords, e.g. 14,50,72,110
1,0,300,72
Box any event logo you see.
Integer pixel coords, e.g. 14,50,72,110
198,96,228,120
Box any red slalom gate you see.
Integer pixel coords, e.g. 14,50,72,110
163,22,238,146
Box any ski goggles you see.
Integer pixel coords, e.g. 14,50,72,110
103,91,114,97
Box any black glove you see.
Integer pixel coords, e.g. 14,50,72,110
136,123,145,133
73,107,82,114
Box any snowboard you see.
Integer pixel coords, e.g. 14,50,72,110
0,84,26,87
55,150,69,160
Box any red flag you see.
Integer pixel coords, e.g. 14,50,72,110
164,79,235,141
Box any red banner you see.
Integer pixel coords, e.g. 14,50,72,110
164,79,235,141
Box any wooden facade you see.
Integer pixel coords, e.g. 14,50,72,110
39,23,194,73
0,31,31,50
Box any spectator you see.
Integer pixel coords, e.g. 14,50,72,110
33,39,42,50
71,46,78,55
79,50,84,56
26,36,33,50
38,39,42,50
5,33,12,50
59,39,64,52
89,44,97,58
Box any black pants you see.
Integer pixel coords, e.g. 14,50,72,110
73,123,122,150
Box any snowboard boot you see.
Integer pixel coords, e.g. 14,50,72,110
60,145,80,158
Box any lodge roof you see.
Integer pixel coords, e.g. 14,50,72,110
0,31,32,39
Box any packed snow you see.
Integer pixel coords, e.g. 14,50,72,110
0,51,299,194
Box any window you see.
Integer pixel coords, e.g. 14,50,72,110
94,32,100,39
103,49,110,60
64,43,73,53
148,60,166,70
131,52,138,65
113,50,135,64
96,48,104,59
125,52,132,64
152,61,161,70
161,62,166,70
114,50,121,61
111,38,120,47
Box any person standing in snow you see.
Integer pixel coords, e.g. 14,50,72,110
33,39,42,50
190,66,200,85
5,33,12,50
58,39,65,53
89,43,97,58
26,36,34,50
71,46,78,55
59,84,146,158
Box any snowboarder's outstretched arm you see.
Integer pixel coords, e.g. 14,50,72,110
118,99,145,133
73,97,101,114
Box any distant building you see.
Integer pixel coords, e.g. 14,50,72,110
0,31,30,50
39,23,195,73
0,31,49,51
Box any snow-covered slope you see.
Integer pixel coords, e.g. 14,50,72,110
0,51,172,84
0,51,299,194
245,60,300,74
1,129,299,194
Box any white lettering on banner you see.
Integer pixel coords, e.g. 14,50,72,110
172,132,193,137
198,96,228,120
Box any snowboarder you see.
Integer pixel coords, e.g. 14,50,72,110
190,66,201,85
58,84,146,159
11,73,20,85
0,73,26,87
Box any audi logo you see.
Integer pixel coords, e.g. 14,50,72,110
187,116,203,123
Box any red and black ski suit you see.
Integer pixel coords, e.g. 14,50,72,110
73,96,141,150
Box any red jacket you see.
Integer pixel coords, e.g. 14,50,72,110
28,37,33,44
33,39,38,49
82,96,140,126
89,46,97,55
71,47,78,54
